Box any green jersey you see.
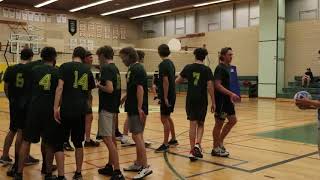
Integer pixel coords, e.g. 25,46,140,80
125,63,148,115
159,59,176,101
3,63,28,107
59,61,96,116
99,63,121,113
29,64,59,106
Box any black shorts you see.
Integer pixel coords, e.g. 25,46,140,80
23,103,57,144
61,113,85,144
160,98,175,116
9,102,26,132
215,98,235,120
186,103,207,123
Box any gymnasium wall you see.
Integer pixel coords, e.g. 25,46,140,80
0,6,140,73
285,20,320,86
136,26,259,76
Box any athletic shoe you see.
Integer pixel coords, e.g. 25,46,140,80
211,147,229,157
123,163,142,172
194,144,203,158
115,131,123,141
72,172,83,180
84,139,100,147
13,173,22,180
0,156,13,165
133,166,153,179
121,136,135,147
110,170,125,180
96,135,102,141
64,142,74,151
41,165,58,174
145,140,152,147
45,174,57,180
7,164,16,177
24,155,40,166
220,144,227,152
155,144,169,153
168,139,179,146
56,176,67,180
188,150,197,161
98,164,113,176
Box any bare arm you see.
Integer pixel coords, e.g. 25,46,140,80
214,80,234,96
296,99,320,109
97,80,113,93
4,83,9,99
207,80,215,105
53,80,64,122
137,85,144,110
163,76,169,100
175,75,185,84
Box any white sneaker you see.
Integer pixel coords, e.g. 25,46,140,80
211,147,229,157
123,163,142,172
133,166,153,179
121,136,135,147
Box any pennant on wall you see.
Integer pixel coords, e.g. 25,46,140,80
68,19,77,36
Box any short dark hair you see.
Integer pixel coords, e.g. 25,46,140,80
137,50,145,62
220,47,232,56
85,51,93,57
96,46,114,60
72,46,87,61
20,48,34,61
158,44,170,57
119,47,138,64
194,48,208,61
41,47,57,62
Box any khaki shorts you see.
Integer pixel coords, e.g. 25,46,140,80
128,114,145,134
98,110,116,137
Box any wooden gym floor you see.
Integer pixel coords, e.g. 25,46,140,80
0,93,320,180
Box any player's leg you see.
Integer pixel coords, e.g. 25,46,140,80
155,111,170,152
14,140,30,178
115,114,123,140
132,132,152,179
168,116,178,145
84,112,100,147
212,117,228,157
71,115,86,179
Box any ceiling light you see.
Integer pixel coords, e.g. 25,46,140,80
70,0,113,12
130,10,171,19
35,0,58,8
101,0,170,16
193,0,232,8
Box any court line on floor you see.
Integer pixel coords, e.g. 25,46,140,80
163,152,187,180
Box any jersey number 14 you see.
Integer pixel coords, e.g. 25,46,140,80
73,71,88,90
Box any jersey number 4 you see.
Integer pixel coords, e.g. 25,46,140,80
39,74,51,90
193,72,200,86
73,71,88,90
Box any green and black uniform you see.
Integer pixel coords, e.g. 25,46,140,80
125,63,148,115
99,63,121,113
3,63,29,131
180,63,214,122
125,63,148,134
23,64,60,144
159,59,176,115
59,61,95,146
214,63,235,120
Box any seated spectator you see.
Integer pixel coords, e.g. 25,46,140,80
302,68,314,87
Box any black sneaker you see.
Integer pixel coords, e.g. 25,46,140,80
24,155,40,166
45,174,57,180
72,172,82,180
56,176,67,180
0,156,13,165
7,164,16,177
13,173,22,180
98,164,113,176
168,139,179,146
96,135,103,141
84,139,100,147
110,170,125,180
193,144,203,158
115,131,123,141
155,144,169,153
64,142,74,151
41,165,58,174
